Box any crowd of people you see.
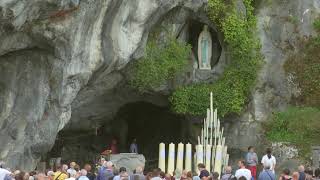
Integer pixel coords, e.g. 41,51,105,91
0,147,319,180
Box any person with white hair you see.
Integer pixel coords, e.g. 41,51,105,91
96,161,114,180
47,171,55,180
78,170,89,180
298,165,306,180
258,162,275,180
67,162,77,178
221,166,234,180
0,162,11,180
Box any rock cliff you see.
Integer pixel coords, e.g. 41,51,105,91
0,0,319,170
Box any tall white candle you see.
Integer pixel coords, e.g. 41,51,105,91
205,145,212,172
158,143,166,172
214,145,223,177
176,143,184,171
196,145,204,175
185,143,192,171
167,143,175,175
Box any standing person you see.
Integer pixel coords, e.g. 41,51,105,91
113,167,129,180
258,163,275,180
47,171,55,180
131,167,145,180
111,139,119,154
84,164,95,180
197,164,209,179
298,165,306,180
186,172,193,180
304,167,313,180
67,162,77,178
261,148,276,173
0,162,11,180
211,172,220,180
53,165,68,180
174,169,182,180
235,160,252,180
279,169,291,180
221,166,234,180
130,139,138,154
246,146,258,180
292,172,300,180
96,161,114,180
78,170,89,180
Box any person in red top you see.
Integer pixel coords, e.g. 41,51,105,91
110,139,119,154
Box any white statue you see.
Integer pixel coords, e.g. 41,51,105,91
198,25,212,70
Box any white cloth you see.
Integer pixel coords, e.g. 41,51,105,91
235,168,252,180
261,155,276,172
0,168,11,180
151,177,162,180
65,178,76,180
67,169,77,177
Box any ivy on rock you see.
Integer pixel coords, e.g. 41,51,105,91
170,0,262,116
131,37,191,92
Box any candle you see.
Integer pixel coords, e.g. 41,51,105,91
196,145,204,174
167,143,175,175
205,145,212,172
176,143,184,171
185,143,192,171
158,143,166,172
214,145,223,177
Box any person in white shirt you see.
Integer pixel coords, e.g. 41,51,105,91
65,172,77,180
235,160,252,180
0,162,11,180
261,148,276,173
67,162,77,178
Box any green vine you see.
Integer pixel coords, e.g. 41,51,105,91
170,0,262,116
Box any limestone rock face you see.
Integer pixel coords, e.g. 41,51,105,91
0,0,206,170
0,0,319,171
224,0,320,161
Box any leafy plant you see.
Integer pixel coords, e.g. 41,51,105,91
131,37,191,92
170,0,262,116
284,19,320,107
265,107,320,159
313,18,320,32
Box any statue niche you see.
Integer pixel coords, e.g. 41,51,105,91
197,25,212,70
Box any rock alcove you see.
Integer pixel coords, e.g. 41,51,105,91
46,7,225,169
47,101,192,169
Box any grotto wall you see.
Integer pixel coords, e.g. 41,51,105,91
1,0,320,171
223,0,320,166
0,0,207,170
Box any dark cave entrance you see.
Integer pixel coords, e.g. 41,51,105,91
47,101,192,169
108,101,191,168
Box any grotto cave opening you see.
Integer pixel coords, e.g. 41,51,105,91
47,101,192,169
